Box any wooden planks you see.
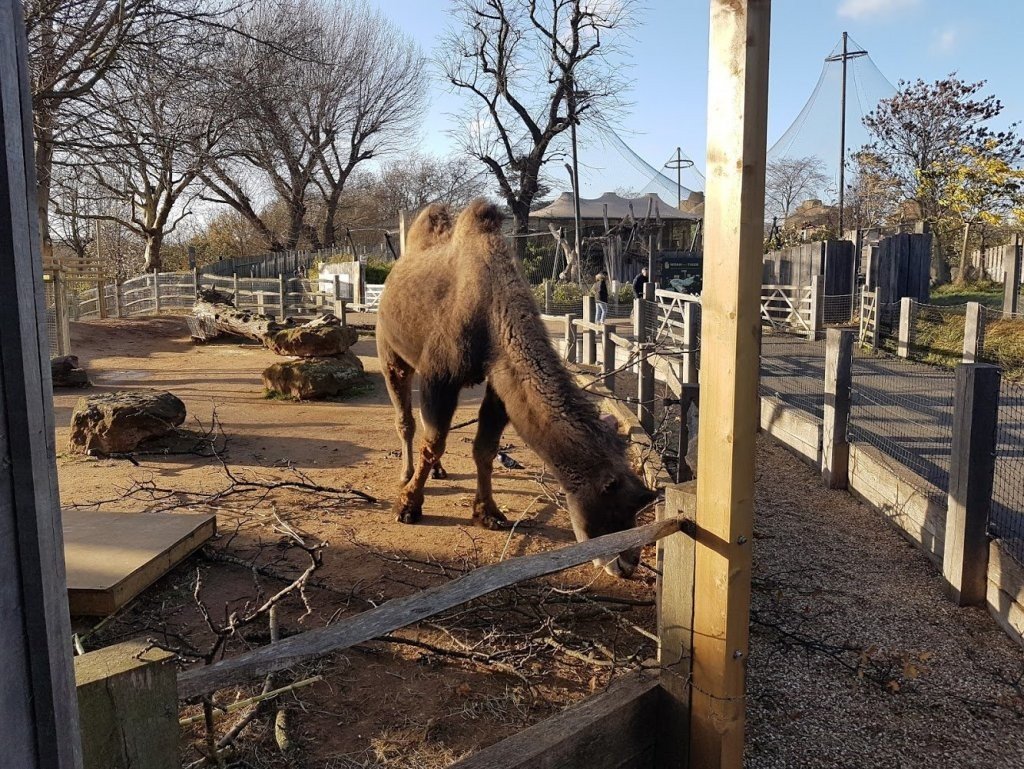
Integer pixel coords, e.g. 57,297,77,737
691,1,771,767
178,517,684,699
449,676,661,769
0,1,84,765
64,511,216,616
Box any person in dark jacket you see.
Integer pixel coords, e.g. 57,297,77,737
592,272,609,323
632,267,648,298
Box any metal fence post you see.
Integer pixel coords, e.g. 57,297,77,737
602,321,616,391
942,363,1001,606
822,329,854,489
278,274,287,319
581,295,596,365
897,296,914,358
152,270,161,314
962,301,984,363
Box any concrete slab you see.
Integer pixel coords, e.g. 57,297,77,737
63,510,216,615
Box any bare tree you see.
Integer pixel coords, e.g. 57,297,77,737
441,0,634,256
764,155,829,222
201,0,424,252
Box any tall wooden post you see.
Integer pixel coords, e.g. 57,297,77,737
807,274,822,340
688,2,770,767
897,296,914,359
1003,239,1021,318
682,302,699,385
0,1,84,764
398,209,408,257
152,270,161,314
942,364,1000,606
544,278,553,314
563,314,577,363
113,280,122,319
278,274,287,320
232,273,240,306
822,329,854,489
962,301,984,363
581,295,596,365
602,321,616,391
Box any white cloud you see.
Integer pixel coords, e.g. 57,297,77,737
837,0,921,20
931,26,959,54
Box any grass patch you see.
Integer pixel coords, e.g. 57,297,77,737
908,305,1024,381
982,317,1024,381
931,280,1006,310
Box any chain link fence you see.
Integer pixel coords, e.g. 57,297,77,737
758,332,826,422
992,381,1024,563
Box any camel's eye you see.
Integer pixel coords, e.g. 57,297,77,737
602,478,619,495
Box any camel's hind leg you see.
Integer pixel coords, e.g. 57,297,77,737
472,384,510,529
394,375,460,524
379,341,416,484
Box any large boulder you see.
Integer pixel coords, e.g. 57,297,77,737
69,390,187,455
262,351,367,400
51,355,90,388
264,319,357,358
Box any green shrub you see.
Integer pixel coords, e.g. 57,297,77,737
364,258,393,284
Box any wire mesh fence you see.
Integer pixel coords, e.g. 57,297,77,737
758,332,826,422
909,302,966,367
992,380,1024,564
848,350,956,497
822,292,857,326
875,300,900,355
979,305,1024,382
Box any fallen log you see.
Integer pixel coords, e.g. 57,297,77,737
194,288,356,358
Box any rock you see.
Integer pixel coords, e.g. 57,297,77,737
51,355,90,388
261,352,367,400
69,390,187,455
264,321,358,358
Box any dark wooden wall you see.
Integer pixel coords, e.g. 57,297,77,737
867,233,932,304
0,1,83,766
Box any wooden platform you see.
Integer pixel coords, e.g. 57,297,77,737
63,510,216,615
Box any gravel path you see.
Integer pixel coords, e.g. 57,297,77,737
747,436,1024,769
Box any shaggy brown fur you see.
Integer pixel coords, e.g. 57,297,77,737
376,200,655,576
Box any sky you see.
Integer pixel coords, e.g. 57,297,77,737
369,0,1024,200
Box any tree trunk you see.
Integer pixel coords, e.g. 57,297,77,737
143,231,164,272
35,110,55,264
193,290,356,357
955,221,972,286
509,200,530,261
931,225,951,284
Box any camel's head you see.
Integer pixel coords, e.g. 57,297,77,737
565,468,657,579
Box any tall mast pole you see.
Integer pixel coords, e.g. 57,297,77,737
664,147,694,210
826,33,866,238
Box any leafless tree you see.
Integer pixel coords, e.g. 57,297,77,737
24,0,231,261
440,0,635,256
201,0,425,252
764,155,830,222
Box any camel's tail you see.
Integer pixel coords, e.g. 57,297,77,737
406,203,454,252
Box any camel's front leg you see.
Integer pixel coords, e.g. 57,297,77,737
395,377,459,524
471,384,510,529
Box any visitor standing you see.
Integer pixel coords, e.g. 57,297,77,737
592,272,609,324
632,267,648,298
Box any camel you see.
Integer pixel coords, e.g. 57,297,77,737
376,200,656,577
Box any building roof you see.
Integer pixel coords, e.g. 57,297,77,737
531,192,701,222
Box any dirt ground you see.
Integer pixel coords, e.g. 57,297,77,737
57,316,659,769
56,316,1024,768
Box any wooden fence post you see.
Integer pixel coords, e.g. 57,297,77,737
581,295,596,365
682,302,699,385
0,5,84,761
807,274,822,340
638,343,655,434
544,278,553,314
822,329,854,489
399,209,408,256
563,314,577,363
113,280,122,319
689,1,770,766
601,322,616,391
942,364,1000,607
76,639,179,769
656,482,697,768
962,301,984,363
53,271,69,356
333,275,347,325
97,279,107,319
897,296,914,358
1004,240,1021,318
152,270,161,314
191,268,199,300
278,274,287,319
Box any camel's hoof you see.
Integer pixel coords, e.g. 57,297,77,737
431,464,448,480
394,499,423,524
472,500,508,530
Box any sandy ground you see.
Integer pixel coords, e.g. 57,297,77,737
55,316,1024,768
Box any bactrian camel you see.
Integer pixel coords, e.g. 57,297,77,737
376,200,656,577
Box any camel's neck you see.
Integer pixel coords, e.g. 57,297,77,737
487,302,617,491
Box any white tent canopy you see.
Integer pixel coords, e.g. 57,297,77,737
531,192,700,222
